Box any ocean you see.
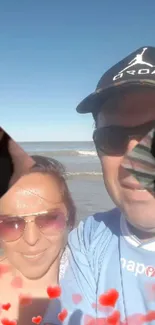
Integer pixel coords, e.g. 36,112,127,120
19,141,114,224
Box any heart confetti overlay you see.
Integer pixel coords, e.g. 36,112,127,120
72,294,82,304
145,282,155,301
106,310,120,325
84,316,106,325
32,315,42,324
143,310,155,323
2,304,11,311
58,309,68,322
0,265,12,277
11,277,23,289
47,286,61,299
1,318,17,325
99,289,119,308
0,284,155,324
19,293,32,306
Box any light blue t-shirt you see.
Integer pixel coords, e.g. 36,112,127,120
43,208,155,324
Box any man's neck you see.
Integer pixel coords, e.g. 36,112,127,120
127,222,155,242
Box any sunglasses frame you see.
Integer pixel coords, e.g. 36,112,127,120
0,210,68,242
93,121,155,156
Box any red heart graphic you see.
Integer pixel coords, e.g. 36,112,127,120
143,311,155,322
91,303,97,309
84,315,96,325
2,303,11,311
92,302,112,313
84,316,106,325
0,264,12,276
11,276,23,289
99,289,119,307
58,309,68,322
19,294,32,306
32,316,42,324
72,294,82,304
124,314,145,325
47,286,61,299
1,318,17,325
107,310,120,325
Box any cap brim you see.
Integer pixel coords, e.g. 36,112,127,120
76,79,155,114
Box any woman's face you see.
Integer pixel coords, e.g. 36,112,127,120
0,172,68,280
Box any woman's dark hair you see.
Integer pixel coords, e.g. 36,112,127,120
0,130,13,198
28,155,76,229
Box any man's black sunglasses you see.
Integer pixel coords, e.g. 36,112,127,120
93,121,155,156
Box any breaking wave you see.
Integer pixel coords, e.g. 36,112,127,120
28,150,97,157
66,171,102,177
52,150,97,157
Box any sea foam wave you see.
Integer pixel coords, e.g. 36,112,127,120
66,171,102,177
28,150,97,157
51,150,97,157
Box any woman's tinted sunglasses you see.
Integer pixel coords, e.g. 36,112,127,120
0,210,67,242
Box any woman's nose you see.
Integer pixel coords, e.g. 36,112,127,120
23,220,40,246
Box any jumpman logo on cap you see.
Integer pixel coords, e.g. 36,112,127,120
118,47,155,74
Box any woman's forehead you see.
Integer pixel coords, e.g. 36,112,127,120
0,172,63,215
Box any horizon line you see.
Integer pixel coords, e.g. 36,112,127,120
18,140,93,143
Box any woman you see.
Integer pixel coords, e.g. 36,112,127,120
0,157,76,324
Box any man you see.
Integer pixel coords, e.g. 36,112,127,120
43,47,155,325
73,46,155,322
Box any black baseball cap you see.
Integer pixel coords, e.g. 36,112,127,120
76,46,155,114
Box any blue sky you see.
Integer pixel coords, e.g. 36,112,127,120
0,0,155,141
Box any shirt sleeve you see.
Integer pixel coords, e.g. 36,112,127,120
68,209,119,286
42,209,118,325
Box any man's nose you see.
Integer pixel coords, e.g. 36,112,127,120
127,139,140,153
23,220,40,246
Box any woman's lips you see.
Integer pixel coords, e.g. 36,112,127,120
21,250,46,261
23,252,43,258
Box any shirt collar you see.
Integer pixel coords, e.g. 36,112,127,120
120,215,155,251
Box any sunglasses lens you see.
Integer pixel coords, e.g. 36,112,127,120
36,212,66,235
0,217,25,241
93,128,127,155
93,122,155,156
